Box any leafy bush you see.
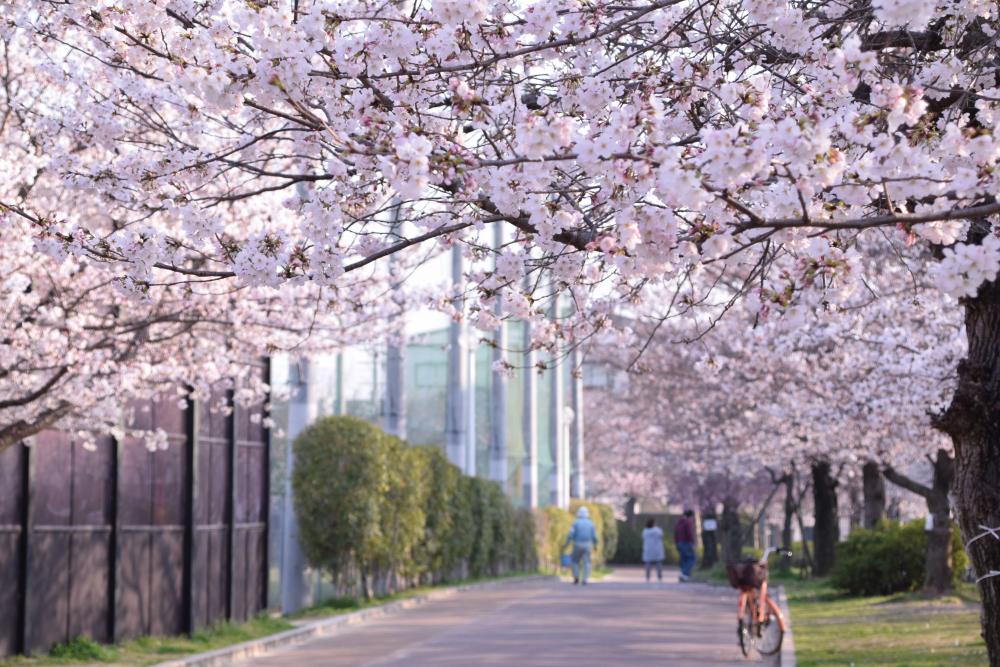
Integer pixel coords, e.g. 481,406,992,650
412,445,463,579
597,504,619,563
512,508,539,572
373,436,427,580
294,416,608,591
535,505,574,570
831,520,968,596
294,416,537,593
292,416,388,578
611,520,642,564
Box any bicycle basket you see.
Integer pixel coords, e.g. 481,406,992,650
726,559,766,589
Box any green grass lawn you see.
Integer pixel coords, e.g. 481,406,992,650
691,565,986,665
776,574,987,666
0,616,294,667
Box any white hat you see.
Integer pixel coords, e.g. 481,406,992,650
577,506,589,518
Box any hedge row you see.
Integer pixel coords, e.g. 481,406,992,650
831,519,967,596
293,416,616,598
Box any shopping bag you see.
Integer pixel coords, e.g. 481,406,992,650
560,553,573,567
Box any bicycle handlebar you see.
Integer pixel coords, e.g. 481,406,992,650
759,546,793,565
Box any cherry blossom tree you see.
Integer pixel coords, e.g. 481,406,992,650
7,0,1000,657
0,30,398,450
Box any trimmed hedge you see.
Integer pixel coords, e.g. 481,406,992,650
293,416,612,596
293,416,536,597
831,520,968,596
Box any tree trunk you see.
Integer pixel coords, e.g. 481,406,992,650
933,231,1000,665
701,508,718,569
812,460,839,576
926,451,955,596
862,461,886,529
625,496,637,527
849,483,862,531
884,451,955,596
781,473,794,571
721,496,742,563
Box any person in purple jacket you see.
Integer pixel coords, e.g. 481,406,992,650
674,509,697,581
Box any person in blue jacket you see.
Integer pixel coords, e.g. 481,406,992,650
564,506,599,585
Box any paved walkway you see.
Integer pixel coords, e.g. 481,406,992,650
240,568,771,667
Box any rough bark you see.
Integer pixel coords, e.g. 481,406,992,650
781,472,794,572
884,450,955,595
849,483,862,530
862,460,886,529
934,262,1000,665
721,496,742,563
701,508,719,569
812,460,840,576
624,496,637,526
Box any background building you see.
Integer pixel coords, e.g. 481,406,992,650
267,322,586,612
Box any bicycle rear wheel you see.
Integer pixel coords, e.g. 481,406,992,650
737,603,754,658
755,598,784,656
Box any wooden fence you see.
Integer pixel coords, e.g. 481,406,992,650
0,366,270,656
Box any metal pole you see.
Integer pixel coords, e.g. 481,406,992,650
522,320,538,508
570,346,585,499
280,359,314,614
384,200,407,439
385,342,406,439
466,338,477,476
489,225,507,488
445,245,466,469
334,352,346,416
548,291,564,508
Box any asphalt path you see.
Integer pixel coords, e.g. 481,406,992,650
240,567,774,667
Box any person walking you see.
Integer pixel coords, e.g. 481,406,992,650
642,518,665,582
564,506,598,585
675,509,697,582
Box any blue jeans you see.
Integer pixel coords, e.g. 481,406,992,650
677,542,696,577
571,545,592,583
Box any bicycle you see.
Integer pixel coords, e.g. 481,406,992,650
726,546,790,658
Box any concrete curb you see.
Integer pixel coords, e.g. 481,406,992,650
774,585,797,667
153,575,554,667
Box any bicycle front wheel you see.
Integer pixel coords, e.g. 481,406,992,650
755,598,784,656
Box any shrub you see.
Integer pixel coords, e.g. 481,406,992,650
373,436,427,582
535,505,574,571
295,416,614,592
611,520,642,564
831,520,967,596
412,445,463,579
467,477,503,577
597,504,619,563
292,416,388,579
511,508,539,572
